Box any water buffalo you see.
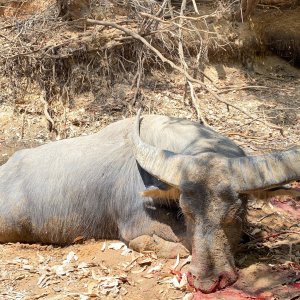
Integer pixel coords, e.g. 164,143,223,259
0,109,299,293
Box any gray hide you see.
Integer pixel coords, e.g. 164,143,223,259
0,115,245,244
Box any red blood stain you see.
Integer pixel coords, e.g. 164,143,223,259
289,282,300,288
271,198,300,219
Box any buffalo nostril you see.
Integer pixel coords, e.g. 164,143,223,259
187,272,219,293
219,271,238,289
187,270,238,293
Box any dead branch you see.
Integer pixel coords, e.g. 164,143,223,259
139,12,219,35
176,0,206,124
247,230,300,245
218,85,269,94
188,81,208,126
40,92,56,136
86,19,283,132
178,0,188,102
131,52,144,106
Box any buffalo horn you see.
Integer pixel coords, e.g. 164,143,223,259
229,148,300,192
131,109,195,187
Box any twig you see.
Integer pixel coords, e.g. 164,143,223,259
247,230,300,245
140,12,217,22
178,0,189,103
177,0,207,125
188,81,208,126
40,92,56,135
191,0,200,14
226,132,271,140
139,12,219,34
86,19,283,132
141,0,169,33
131,52,144,106
218,85,269,94
21,106,28,140
257,212,276,222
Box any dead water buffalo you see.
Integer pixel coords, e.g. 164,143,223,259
0,110,299,293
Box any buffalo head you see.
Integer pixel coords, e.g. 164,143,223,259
131,109,300,293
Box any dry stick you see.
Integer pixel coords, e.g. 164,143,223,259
218,85,269,94
177,0,207,124
226,132,271,140
131,53,144,106
143,0,169,32
191,0,200,14
86,19,282,132
21,106,28,140
178,0,189,103
139,12,219,35
40,92,55,134
188,81,208,126
167,0,174,19
140,12,217,22
247,230,300,245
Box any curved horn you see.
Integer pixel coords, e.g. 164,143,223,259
229,148,300,192
131,109,194,187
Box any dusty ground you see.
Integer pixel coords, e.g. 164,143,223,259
1,56,300,299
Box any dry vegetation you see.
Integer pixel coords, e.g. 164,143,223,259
0,0,300,299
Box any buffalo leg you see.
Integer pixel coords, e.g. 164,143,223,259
129,234,189,258
119,206,190,258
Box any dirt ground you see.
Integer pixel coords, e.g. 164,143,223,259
1,55,300,299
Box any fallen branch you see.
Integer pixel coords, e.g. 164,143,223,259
218,85,269,94
247,230,300,245
86,18,283,132
226,132,271,140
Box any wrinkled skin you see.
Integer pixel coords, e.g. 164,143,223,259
176,161,247,293
129,157,248,293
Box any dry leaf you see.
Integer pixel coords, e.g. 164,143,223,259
87,282,97,294
137,257,152,266
51,265,66,276
182,293,193,300
251,228,261,235
108,242,126,250
63,251,78,265
131,266,147,274
78,262,89,269
23,264,32,271
151,253,158,260
172,272,188,288
170,254,180,270
37,254,45,264
101,242,106,252
143,274,154,279
121,247,132,256
147,263,162,274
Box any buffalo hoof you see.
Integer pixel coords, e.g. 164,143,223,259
129,234,190,258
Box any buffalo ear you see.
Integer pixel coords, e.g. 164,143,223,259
141,185,180,200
